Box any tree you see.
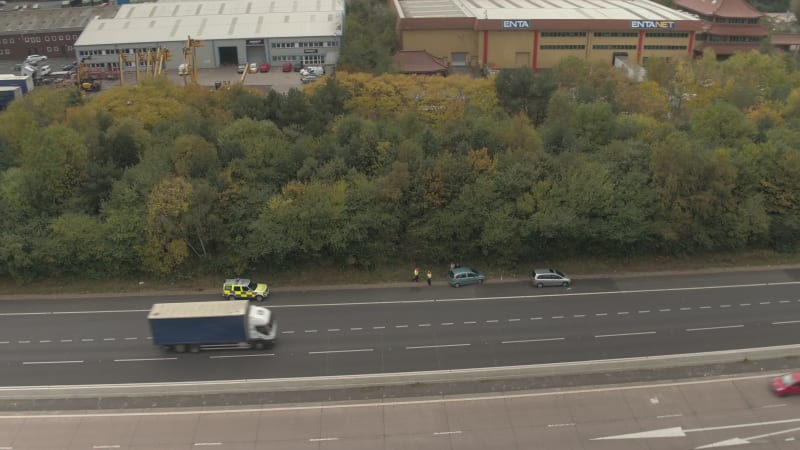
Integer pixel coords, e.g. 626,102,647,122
494,67,557,124
143,176,193,275
690,101,757,148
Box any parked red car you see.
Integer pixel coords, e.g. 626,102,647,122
771,372,800,396
259,63,270,73
281,62,292,72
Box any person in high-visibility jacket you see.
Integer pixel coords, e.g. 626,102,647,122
413,266,420,282
426,270,432,286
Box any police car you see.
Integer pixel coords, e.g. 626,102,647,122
223,278,270,301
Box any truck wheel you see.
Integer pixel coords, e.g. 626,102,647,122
255,295,263,302
174,344,187,353
189,345,200,353
253,342,265,350
228,295,236,300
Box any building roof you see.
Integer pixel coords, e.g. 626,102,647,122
771,33,800,46
673,0,762,19
393,50,448,73
705,23,767,36
0,6,120,33
395,0,699,21
148,301,249,319
75,0,343,46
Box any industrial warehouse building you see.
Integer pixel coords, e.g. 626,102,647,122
73,0,344,72
392,0,704,70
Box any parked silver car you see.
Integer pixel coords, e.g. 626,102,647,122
531,268,571,288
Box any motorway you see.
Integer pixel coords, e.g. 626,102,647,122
1,372,800,449
0,268,799,386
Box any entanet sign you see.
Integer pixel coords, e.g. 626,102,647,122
503,20,531,29
630,20,676,29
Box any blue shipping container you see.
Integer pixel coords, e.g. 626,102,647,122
149,315,247,345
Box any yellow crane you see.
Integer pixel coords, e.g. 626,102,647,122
180,36,203,86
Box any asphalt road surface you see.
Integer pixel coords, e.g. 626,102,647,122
0,268,799,386
1,371,798,449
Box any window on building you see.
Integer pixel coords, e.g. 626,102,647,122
8,38,13,44
594,32,637,38
710,35,727,42
47,47,52,52
643,45,688,50
53,46,60,53
592,44,636,50
66,35,71,41
541,31,586,37
67,45,73,51
45,36,50,42
747,18,759,24
1,39,6,45
59,35,63,41
539,44,586,50
645,32,689,38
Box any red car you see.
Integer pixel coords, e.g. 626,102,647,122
771,372,800,396
281,62,292,72
259,63,270,73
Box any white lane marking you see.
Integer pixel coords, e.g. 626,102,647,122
680,307,691,311
617,312,629,315
281,331,294,334
81,338,94,342
659,309,671,312
304,330,318,333
595,313,607,316
720,304,731,308
441,322,454,326
418,324,431,327
373,326,385,330
773,320,800,325
486,320,498,323
328,328,341,332
0,371,793,419
39,340,51,343
350,327,363,331
18,340,30,344
22,360,83,365
657,414,683,419
780,300,791,304
700,306,711,309
308,349,373,355
463,321,476,325
93,446,121,449
193,443,222,447
114,358,177,362
740,303,751,307
309,437,339,442
638,310,650,314
396,324,409,328
547,423,575,428
686,325,744,332
530,317,542,320
573,314,585,318
502,338,564,344
0,341,8,344
760,302,771,305
552,316,564,319
433,431,462,435
1,281,796,317
406,343,470,350
103,338,115,341
209,354,274,359
60,339,72,343
595,331,656,338
761,404,786,409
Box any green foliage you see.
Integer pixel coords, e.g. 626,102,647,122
337,0,399,73
0,50,799,280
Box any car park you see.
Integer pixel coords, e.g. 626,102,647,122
771,372,800,396
300,66,324,77
13,64,22,72
281,62,293,72
62,63,77,72
447,267,486,287
38,65,51,76
300,74,320,84
293,61,303,72
236,64,246,74
24,55,47,64
259,63,270,72
248,63,257,73
531,268,571,288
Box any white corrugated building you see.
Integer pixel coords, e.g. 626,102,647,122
74,0,344,71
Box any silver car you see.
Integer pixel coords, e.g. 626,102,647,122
531,268,571,288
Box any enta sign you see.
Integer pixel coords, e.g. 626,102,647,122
630,20,676,29
502,20,530,29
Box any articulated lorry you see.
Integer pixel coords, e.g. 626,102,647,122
148,300,277,353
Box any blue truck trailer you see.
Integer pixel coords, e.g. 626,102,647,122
148,300,277,353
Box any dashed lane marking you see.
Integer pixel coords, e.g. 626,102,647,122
396,324,409,328
81,338,94,342
573,314,585,318
772,320,800,325
209,354,274,359
350,327,363,331
659,309,671,312
638,310,650,314
486,320,498,323
304,330,318,333
441,322,454,326
18,341,29,344
418,324,431,327
406,343,470,350
552,316,564,319
547,423,575,428
617,312,629,315
433,431,462,435
700,306,711,309
463,321,476,325
508,318,521,321
22,360,83,365
328,328,341,332
686,325,744,332
740,303,751,306
595,331,656,338
308,348,373,355
309,438,339,442
103,338,115,341
114,358,177,362
502,338,565,344
60,339,72,343
595,313,607,316
657,414,683,419
373,326,385,329
281,331,294,334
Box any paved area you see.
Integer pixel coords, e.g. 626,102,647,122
1,371,799,449
0,56,306,94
